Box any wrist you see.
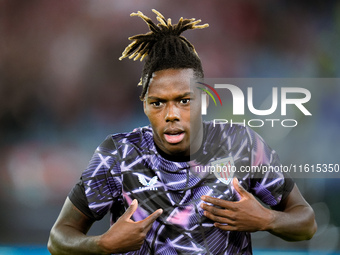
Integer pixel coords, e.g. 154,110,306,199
96,234,114,255
262,208,277,232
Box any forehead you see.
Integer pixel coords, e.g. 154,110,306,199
147,69,195,97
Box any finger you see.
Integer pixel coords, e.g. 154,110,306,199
201,203,232,217
214,222,236,231
203,210,234,225
121,199,138,220
142,208,163,227
201,196,235,210
232,178,249,198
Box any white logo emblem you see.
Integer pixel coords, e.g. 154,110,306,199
211,157,235,185
138,175,158,190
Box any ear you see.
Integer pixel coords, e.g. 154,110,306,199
143,100,147,115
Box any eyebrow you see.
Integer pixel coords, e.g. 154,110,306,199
146,92,194,101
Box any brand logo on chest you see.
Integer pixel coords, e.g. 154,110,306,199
138,175,158,190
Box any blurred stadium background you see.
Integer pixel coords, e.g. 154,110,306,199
0,0,339,254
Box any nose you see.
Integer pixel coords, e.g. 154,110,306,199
165,103,180,122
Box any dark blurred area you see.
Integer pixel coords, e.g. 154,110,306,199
0,0,339,253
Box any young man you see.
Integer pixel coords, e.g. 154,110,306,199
48,10,316,254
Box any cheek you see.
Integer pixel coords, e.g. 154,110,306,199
145,110,162,129
189,113,202,134
144,105,154,121
190,103,202,122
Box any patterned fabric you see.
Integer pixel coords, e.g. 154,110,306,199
69,121,294,254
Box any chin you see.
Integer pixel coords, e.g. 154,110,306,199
171,147,191,157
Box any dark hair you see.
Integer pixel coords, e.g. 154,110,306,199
119,9,208,100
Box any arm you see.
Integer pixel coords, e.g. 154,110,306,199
201,178,317,241
48,198,162,254
267,183,317,241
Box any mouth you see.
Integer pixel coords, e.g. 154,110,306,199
164,129,185,144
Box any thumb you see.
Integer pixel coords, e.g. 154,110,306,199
233,178,249,198
121,199,138,220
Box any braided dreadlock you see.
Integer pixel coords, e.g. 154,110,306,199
119,9,209,100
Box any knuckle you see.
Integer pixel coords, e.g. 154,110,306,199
137,224,145,233
210,207,218,214
211,199,219,206
139,232,147,240
228,212,236,221
215,216,223,223
211,214,219,222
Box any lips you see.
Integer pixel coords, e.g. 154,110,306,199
164,128,185,144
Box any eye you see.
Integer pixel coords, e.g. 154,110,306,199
180,98,190,105
151,101,163,107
